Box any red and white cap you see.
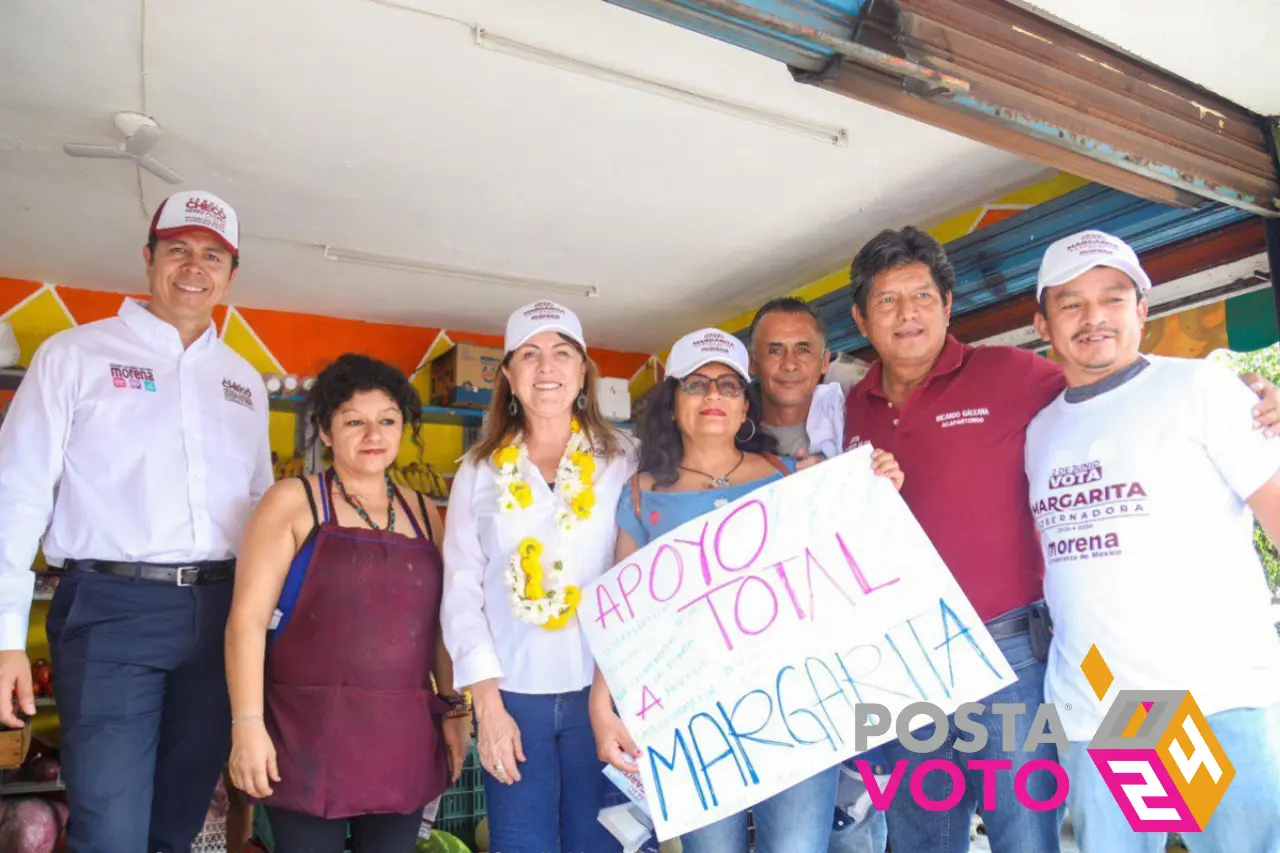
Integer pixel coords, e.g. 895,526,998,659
149,190,239,257
1037,230,1151,300
665,328,751,382
504,300,587,353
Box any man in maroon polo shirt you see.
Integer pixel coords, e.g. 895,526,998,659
841,226,1278,853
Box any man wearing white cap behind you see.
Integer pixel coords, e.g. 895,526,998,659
0,190,272,852
1026,230,1280,852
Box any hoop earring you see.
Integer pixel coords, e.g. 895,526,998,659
508,397,519,417
576,390,587,411
736,419,757,444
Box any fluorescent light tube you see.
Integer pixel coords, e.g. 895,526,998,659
474,26,849,147
322,246,600,299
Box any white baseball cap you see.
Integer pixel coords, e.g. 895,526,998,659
1037,230,1152,301
665,328,751,382
149,190,239,257
504,300,587,353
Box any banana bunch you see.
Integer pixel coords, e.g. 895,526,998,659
273,452,308,481
390,461,449,502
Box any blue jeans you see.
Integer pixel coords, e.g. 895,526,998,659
829,757,888,853
681,765,840,853
878,608,1064,853
1060,702,1280,853
482,688,621,853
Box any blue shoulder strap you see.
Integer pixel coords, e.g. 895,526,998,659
270,474,325,641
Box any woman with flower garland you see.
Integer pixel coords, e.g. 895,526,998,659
442,301,634,853
590,328,904,853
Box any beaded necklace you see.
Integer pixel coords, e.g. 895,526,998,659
332,469,396,532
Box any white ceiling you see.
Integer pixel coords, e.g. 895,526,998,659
4,0,1065,351
1016,0,1280,115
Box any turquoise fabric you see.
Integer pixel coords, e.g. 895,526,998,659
615,456,798,547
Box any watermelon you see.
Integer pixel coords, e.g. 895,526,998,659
416,830,471,853
0,797,59,853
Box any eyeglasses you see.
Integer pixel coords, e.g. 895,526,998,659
678,373,748,398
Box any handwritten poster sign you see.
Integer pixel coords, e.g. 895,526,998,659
581,446,1016,840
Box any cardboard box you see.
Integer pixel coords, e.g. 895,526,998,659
596,377,632,422
430,343,503,409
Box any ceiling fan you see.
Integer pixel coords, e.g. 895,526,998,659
63,111,183,184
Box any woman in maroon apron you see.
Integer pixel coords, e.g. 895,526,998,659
225,354,469,853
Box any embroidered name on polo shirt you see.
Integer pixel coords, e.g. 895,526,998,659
845,434,869,451
935,408,990,428
222,378,254,410
110,363,156,392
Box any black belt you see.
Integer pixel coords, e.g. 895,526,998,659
985,613,1031,640
64,558,235,587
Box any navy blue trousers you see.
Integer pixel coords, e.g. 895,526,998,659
46,569,233,853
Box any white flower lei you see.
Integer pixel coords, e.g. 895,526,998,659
491,421,596,629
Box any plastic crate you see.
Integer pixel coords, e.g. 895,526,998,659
434,746,487,848
192,816,228,853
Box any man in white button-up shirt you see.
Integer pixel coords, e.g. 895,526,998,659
0,190,272,853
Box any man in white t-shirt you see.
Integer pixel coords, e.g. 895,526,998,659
1025,230,1280,853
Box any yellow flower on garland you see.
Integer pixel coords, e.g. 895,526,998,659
571,490,595,519
543,586,582,630
509,481,534,508
571,451,596,481
498,416,593,631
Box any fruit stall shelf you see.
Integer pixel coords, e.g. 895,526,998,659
1,768,66,795
267,395,486,428
0,367,24,392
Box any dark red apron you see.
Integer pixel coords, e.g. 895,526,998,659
263,470,451,818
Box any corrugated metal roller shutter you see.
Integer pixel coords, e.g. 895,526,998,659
605,0,1280,217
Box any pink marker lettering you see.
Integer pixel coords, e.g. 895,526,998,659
773,556,805,620
836,533,901,595
673,522,712,585
714,500,768,574
734,575,779,636
649,544,684,603
594,584,624,630
617,562,643,620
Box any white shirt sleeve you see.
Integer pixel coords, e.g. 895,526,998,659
441,458,504,688
248,379,274,509
0,341,77,650
1195,361,1280,501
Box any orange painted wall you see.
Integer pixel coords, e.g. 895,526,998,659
0,278,650,476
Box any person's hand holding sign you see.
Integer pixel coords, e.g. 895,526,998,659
794,447,904,491
590,667,641,771
871,448,905,491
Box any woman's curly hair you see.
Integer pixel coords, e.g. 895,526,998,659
305,353,424,454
